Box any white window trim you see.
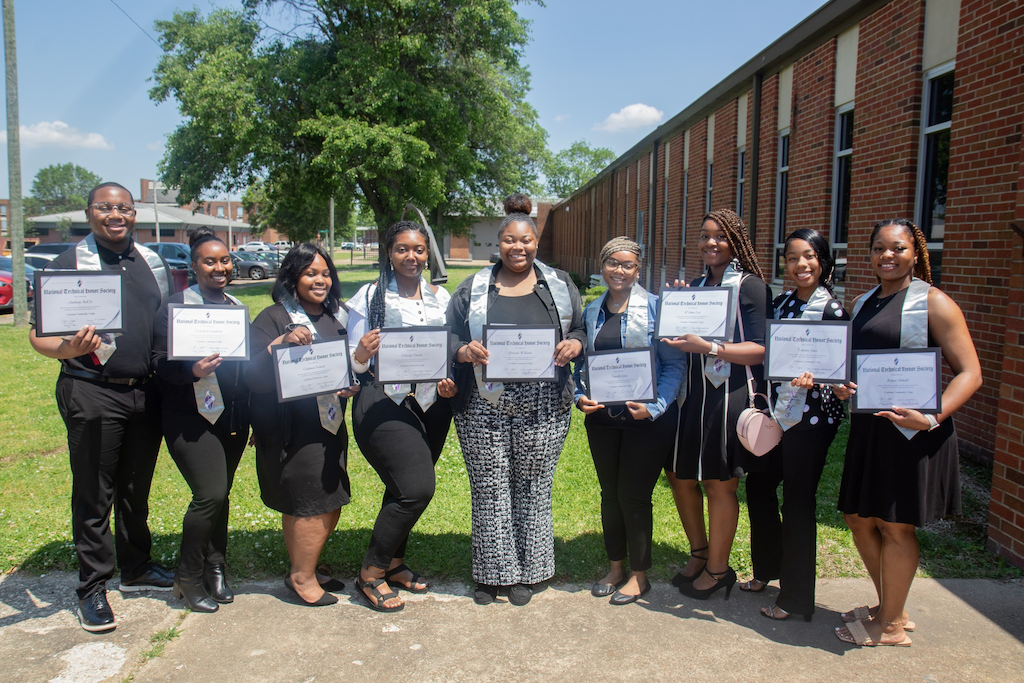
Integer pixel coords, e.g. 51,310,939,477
915,60,954,239
831,102,855,249
737,148,746,218
773,129,791,283
705,162,713,214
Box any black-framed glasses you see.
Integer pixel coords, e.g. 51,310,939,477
603,258,639,273
89,203,136,215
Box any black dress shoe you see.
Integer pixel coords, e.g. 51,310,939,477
591,578,627,597
77,590,117,632
120,563,174,592
173,575,219,613
203,563,234,603
508,584,532,606
610,579,652,606
473,583,498,605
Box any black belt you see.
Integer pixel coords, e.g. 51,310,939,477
60,367,152,386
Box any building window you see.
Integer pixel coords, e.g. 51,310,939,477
773,131,790,280
680,171,689,280
918,64,953,285
737,149,746,218
705,162,713,213
0,204,6,215
1,218,6,236
237,206,243,220
217,206,225,218
831,106,854,287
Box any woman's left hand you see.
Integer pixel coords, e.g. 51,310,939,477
625,402,651,420
437,378,457,398
336,385,361,399
790,372,816,389
662,333,709,354
553,338,583,367
874,406,932,431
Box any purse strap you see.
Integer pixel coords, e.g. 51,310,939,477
735,289,775,417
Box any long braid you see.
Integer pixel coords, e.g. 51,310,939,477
368,220,432,330
870,218,933,285
704,208,766,281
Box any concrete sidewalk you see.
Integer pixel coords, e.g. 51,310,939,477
1,572,1021,682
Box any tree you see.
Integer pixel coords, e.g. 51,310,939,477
150,1,547,238
543,140,617,198
25,163,102,216
241,177,350,243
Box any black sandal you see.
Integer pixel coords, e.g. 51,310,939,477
384,563,429,594
356,576,404,612
671,546,709,587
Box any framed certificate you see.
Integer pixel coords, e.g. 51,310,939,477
33,270,124,337
272,338,353,402
585,347,657,406
656,287,733,340
482,324,557,382
167,304,250,361
375,326,450,384
765,319,852,382
852,348,942,414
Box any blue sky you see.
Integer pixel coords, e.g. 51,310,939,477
0,0,826,201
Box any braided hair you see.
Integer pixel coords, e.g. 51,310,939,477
869,218,933,284
783,228,837,295
367,220,431,330
703,208,766,281
599,236,642,264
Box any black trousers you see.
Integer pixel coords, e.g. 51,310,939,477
163,410,248,578
56,375,163,600
745,421,838,616
352,386,452,569
584,402,678,571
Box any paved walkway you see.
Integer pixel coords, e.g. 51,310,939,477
1,572,1021,682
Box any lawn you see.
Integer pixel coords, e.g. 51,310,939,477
0,262,1017,582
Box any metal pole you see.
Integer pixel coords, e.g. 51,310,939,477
328,195,335,264
3,0,26,325
153,180,161,243
226,196,232,249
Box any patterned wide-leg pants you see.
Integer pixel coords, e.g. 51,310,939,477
454,382,571,585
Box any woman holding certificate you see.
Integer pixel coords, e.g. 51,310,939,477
346,221,456,612
833,219,981,647
448,212,586,606
664,208,772,601
742,229,848,622
246,243,359,607
153,228,249,612
574,237,685,605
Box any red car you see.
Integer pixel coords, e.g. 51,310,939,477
0,270,33,312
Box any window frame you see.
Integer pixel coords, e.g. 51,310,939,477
705,162,713,214
737,148,746,218
773,129,791,283
915,61,954,286
831,103,854,291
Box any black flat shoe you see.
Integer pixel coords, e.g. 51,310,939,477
610,580,652,606
284,576,338,607
120,563,174,592
318,577,347,592
474,583,498,605
77,590,116,632
174,575,218,613
679,567,737,601
508,584,532,606
670,546,709,587
203,563,234,604
591,577,627,597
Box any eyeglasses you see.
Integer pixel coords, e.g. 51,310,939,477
603,258,639,273
89,203,136,215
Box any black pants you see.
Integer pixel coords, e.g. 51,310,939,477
352,386,452,569
585,402,678,571
56,375,163,600
745,421,838,616
163,410,248,578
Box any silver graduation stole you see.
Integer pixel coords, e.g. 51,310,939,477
701,261,744,388
773,286,830,431
376,278,446,411
74,234,170,365
181,286,244,425
851,277,931,440
281,297,350,435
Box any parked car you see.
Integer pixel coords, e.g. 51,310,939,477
272,241,293,252
256,251,283,268
25,254,54,270
340,242,355,250
230,252,279,280
238,241,277,253
0,269,33,312
26,243,77,260
144,242,194,283
0,256,37,277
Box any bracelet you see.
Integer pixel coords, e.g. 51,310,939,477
708,341,719,357
925,414,941,431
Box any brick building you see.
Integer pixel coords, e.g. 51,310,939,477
543,0,1024,567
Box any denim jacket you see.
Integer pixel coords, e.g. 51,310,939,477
572,288,686,420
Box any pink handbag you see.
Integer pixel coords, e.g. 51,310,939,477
734,303,782,456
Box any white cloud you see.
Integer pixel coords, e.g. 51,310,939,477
553,114,570,123
146,141,163,151
0,121,113,149
593,103,664,132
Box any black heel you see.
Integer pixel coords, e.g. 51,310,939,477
203,563,234,604
173,575,219,613
671,545,709,588
678,567,737,601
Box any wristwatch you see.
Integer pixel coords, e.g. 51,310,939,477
925,414,940,431
708,342,719,357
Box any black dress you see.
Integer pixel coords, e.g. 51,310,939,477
245,303,351,517
676,274,773,480
838,288,961,526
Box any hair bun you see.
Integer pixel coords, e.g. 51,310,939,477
189,226,216,248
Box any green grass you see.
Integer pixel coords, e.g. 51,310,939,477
0,263,1019,582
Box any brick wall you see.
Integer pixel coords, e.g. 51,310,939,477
712,101,739,216
754,74,780,276
684,119,710,280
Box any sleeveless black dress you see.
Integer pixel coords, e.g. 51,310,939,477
837,288,961,526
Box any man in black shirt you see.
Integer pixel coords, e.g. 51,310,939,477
29,182,174,632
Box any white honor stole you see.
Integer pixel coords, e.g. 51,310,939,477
701,260,744,388
280,297,350,435
375,278,446,411
468,260,573,405
584,283,649,351
773,286,831,431
181,285,244,425
75,234,170,365
851,277,931,440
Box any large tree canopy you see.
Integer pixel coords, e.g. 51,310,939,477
25,163,103,216
150,0,547,240
543,140,617,198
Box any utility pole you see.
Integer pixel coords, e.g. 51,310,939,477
153,180,161,243
3,0,26,326
328,195,335,264
225,196,232,249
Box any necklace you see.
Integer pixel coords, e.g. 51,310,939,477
607,295,629,314
397,280,420,298
874,292,898,308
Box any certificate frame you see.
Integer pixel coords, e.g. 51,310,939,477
765,319,852,382
584,347,658,406
271,338,353,403
655,286,734,341
33,270,124,337
851,347,942,414
482,323,558,383
167,303,251,361
375,326,451,385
